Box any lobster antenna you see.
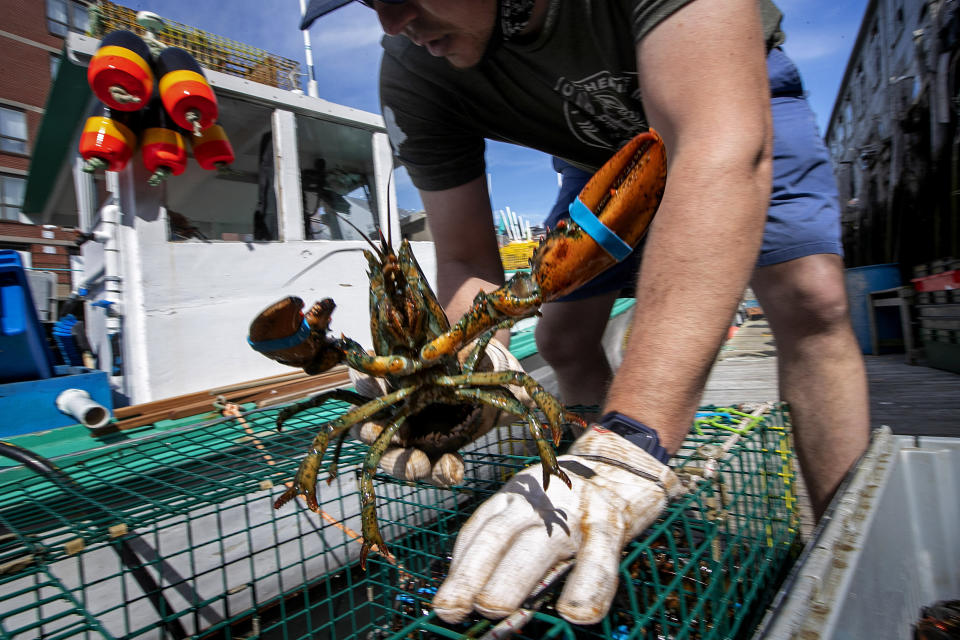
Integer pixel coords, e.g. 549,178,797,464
331,209,383,259
330,166,397,257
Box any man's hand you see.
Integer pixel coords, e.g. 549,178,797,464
432,426,682,626
349,338,531,486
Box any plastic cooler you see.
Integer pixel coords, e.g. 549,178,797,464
755,429,960,638
0,250,55,382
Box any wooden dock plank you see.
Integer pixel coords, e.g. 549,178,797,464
702,319,960,436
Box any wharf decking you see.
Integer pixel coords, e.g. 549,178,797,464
704,318,960,437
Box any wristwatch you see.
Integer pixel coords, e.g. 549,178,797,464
598,412,670,464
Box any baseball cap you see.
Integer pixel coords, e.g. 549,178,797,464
300,0,405,29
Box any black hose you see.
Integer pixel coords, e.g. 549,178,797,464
0,440,188,639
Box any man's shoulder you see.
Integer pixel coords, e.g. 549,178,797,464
381,33,412,60
380,34,470,91
381,34,447,74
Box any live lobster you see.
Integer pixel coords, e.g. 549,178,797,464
247,129,667,567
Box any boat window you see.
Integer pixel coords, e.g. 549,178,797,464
295,114,380,241
165,95,278,242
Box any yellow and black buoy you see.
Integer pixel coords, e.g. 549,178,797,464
87,30,155,111
78,102,140,172
156,47,218,136
141,98,187,186
190,122,234,170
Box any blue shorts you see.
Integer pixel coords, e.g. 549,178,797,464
545,48,843,301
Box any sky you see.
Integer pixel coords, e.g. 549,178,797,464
119,0,870,223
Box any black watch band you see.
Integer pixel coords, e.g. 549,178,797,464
598,411,670,464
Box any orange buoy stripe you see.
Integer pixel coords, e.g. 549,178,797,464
92,45,153,81
193,140,233,169
83,116,137,146
144,142,187,164
195,124,229,144
159,70,209,95
142,127,185,149
79,131,134,170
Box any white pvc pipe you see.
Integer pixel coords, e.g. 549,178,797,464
99,201,123,335
56,388,111,429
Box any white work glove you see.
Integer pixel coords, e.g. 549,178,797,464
432,425,682,626
349,338,532,486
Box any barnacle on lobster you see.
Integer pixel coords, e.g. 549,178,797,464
248,129,667,568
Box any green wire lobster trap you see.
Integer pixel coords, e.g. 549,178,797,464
0,400,800,639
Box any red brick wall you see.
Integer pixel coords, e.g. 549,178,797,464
0,0,76,293
1,0,65,49
0,0,64,168
0,221,78,286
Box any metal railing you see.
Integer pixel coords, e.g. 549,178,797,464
89,0,302,92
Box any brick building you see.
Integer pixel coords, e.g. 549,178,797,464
1,0,88,300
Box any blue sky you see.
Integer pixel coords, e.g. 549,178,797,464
120,0,869,222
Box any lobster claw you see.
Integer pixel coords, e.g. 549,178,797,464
420,129,667,363
248,296,344,374
532,128,667,301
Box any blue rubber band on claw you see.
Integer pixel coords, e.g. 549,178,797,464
568,197,633,261
248,319,312,353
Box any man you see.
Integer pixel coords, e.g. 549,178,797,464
304,0,870,626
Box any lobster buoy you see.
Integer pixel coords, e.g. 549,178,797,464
141,98,187,186
78,103,140,172
156,47,218,136
190,122,234,170
87,30,155,111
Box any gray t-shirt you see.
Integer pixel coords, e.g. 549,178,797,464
380,0,784,191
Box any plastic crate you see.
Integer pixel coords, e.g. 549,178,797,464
0,401,800,640
0,250,55,383
911,269,960,292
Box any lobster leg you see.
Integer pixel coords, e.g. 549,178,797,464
460,319,516,374
325,432,348,483
273,384,418,511
419,275,541,363
275,388,372,430
451,387,569,491
523,412,571,491
340,336,424,377
435,371,587,448
359,412,412,569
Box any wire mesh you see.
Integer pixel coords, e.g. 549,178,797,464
0,400,799,640
90,0,302,91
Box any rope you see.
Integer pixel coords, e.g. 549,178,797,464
108,85,142,104
147,166,172,187
82,157,108,173
185,110,203,137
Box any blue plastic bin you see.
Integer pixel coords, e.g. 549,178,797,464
0,366,113,437
844,263,902,354
0,250,56,382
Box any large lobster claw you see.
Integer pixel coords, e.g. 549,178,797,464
532,129,666,300
420,129,667,362
247,296,345,374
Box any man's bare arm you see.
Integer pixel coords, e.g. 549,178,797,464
605,0,774,452
419,175,509,342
